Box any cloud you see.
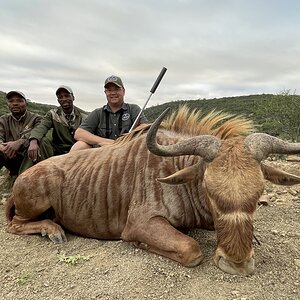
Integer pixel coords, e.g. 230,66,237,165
0,0,300,111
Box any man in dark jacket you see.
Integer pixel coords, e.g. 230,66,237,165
21,86,88,172
0,91,42,175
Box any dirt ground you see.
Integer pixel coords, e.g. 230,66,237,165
0,160,299,300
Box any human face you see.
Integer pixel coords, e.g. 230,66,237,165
7,95,27,119
57,90,74,114
104,83,125,109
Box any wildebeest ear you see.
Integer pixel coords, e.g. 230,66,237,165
261,163,300,185
156,163,203,185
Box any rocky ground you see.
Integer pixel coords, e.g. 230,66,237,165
0,159,299,300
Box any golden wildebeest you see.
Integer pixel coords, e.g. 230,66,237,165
5,106,300,275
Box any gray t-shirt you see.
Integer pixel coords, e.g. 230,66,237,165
79,103,148,140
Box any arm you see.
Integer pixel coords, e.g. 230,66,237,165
130,104,149,126
29,111,53,142
27,111,54,160
0,140,26,159
27,139,40,160
12,114,43,159
0,117,6,146
74,109,114,146
0,116,25,158
20,114,43,140
74,128,114,146
139,111,148,124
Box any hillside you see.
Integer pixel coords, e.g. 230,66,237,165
148,92,300,141
1,91,300,141
0,91,56,117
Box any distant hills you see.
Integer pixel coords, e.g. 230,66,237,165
0,91,56,117
1,90,300,141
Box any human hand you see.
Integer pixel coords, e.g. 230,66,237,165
2,140,23,159
27,139,40,161
0,143,5,153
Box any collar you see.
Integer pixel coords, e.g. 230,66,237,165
104,102,127,113
57,106,77,116
11,110,28,121
63,108,75,117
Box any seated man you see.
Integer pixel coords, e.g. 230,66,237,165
22,86,88,172
71,75,148,150
0,91,42,176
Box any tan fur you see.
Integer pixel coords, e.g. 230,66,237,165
5,106,299,275
163,105,254,138
215,213,254,262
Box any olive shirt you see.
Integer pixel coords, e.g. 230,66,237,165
79,103,148,140
0,111,42,146
0,110,42,175
29,106,88,154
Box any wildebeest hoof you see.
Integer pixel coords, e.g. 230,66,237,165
48,232,67,244
184,254,204,267
134,241,150,250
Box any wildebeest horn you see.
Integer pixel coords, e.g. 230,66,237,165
245,133,300,161
146,108,221,162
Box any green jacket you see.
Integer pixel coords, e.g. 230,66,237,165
0,110,42,146
29,106,88,154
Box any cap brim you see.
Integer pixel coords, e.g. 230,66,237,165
56,86,73,95
6,91,26,100
104,81,123,88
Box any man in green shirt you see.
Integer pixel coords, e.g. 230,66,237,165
21,86,88,172
0,91,42,175
71,75,148,151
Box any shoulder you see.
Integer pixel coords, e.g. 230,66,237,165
26,110,42,119
0,114,10,127
124,103,141,114
48,107,61,116
0,113,11,121
74,106,89,117
125,103,141,109
39,108,59,121
88,107,103,116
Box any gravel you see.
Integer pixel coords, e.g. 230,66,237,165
0,160,299,300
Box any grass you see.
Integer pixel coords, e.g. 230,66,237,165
58,254,92,265
16,273,31,285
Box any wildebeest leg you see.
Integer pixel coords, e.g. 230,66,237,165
6,180,67,243
122,216,203,267
8,216,67,243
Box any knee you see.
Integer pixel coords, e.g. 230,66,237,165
180,240,204,267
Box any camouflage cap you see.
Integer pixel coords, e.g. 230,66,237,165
56,85,73,96
104,75,124,88
6,91,26,101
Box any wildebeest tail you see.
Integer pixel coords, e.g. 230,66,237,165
5,194,15,221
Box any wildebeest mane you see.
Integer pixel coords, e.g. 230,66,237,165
113,105,254,147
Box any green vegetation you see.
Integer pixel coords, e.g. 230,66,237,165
16,273,31,285
58,254,92,265
1,90,300,141
0,91,56,116
144,91,300,141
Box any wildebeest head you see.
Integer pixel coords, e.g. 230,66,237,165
146,108,300,275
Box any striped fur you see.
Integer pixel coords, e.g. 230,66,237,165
5,106,295,274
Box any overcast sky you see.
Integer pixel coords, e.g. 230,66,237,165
1,0,300,112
